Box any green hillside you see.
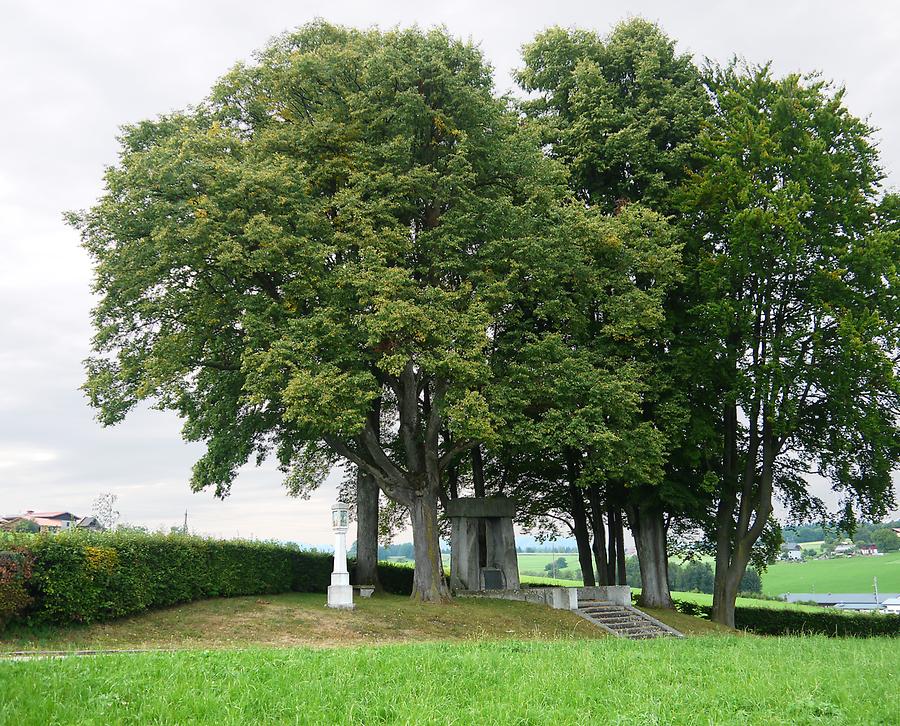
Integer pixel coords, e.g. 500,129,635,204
760,552,900,595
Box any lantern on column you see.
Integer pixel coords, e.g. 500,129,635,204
327,501,354,609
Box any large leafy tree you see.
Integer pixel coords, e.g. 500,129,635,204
680,63,900,625
71,23,576,602
517,19,710,606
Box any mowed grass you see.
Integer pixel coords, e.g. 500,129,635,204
760,551,900,595
2,637,898,725
0,593,604,653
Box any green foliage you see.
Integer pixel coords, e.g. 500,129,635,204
11,520,39,534
6,530,330,627
0,529,415,629
871,528,900,552
518,19,710,212
673,599,900,637
365,562,415,596
0,549,34,629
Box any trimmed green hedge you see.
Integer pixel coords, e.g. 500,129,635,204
673,599,900,637
0,531,414,629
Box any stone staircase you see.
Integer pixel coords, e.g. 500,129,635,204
575,599,683,639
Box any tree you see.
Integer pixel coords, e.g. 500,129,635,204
517,19,711,608
739,568,762,594
12,520,39,534
91,493,119,531
679,63,900,626
71,23,586,602
872,528,900,553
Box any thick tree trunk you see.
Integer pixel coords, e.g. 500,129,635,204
711,543,747,628
630,500,673,609
614,510,627,586
355,468,382,591
588,486,608,586
569,484,596,586
566,451,595,586
409,486,450,603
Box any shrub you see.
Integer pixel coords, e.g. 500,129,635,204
371,562,415,595
0,549,33,629
672,599,900,637
0,530,423,631
11,530,333,627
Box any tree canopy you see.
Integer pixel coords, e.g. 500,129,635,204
72,19,900,619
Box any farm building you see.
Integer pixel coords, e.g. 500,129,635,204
780,543,803,561
782,593,900,611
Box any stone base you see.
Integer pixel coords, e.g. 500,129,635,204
457,587,578,610
576,585,631,606
327,584,354,609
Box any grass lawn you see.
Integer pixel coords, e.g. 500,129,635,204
665,590,828,612
760,551,900,596
0,593,604,653
2,637,897,725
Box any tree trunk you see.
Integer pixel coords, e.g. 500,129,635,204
614,509,627,586
588,485,609,586
409,486,450,602
630,499,672,609
711,547,747,628
566,450,595,586
355,468,382,591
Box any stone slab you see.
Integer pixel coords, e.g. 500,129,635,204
445,497,517,519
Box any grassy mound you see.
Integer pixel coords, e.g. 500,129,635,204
0,593,604,652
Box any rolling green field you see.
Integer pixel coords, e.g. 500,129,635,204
761,552,900,595
2,638,897,724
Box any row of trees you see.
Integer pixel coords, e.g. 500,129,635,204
73,20,899,625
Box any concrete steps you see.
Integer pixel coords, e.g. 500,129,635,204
575,599,683,639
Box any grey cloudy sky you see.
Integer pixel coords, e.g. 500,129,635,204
1,0,898,546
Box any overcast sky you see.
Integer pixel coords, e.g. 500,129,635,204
1,1,898,546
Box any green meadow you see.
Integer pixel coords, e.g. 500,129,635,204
2,638,897,725
760,552,900,596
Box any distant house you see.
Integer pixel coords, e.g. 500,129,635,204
833,543,855,555
0,516,21,531
892,528,900,539
21,511,79,533
858,544,879,556
783,592,900,611
76,516,104,531
882,597,900,615
780,543,803,561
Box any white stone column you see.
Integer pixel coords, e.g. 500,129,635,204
327,502,354,609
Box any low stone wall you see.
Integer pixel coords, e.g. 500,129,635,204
456,587,578,610
576,585,631,606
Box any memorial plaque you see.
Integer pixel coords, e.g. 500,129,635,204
482,567,504,590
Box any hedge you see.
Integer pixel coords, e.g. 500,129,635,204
0,530,414,630
673,599,900,637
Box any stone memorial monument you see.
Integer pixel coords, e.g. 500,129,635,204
447,497,520,592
